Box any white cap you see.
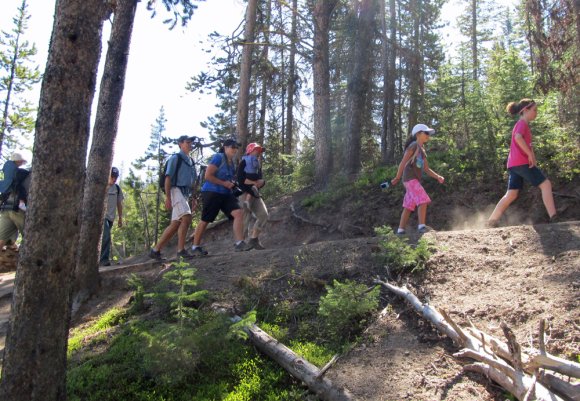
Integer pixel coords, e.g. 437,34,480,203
10,152,27,163
411,123,435,136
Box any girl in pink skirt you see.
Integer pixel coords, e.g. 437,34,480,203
391,124,445,234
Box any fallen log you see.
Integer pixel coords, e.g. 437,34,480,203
234,317,354,401
374,278,572,401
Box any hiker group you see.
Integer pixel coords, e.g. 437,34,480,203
149,136,268,260
0,98,560,261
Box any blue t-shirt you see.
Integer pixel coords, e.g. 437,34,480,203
165,151,196,196
242,155,260,175
201,153,236,195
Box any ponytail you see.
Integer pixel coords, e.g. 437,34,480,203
506,98,535,116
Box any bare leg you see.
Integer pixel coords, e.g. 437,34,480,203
398,208,412,231
231,209,244,242
488,189,519,222
176,214,192,251
153,220,180,251
418,204,428,226
539,179,556,217
192,220,209,246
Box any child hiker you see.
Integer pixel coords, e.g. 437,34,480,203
487,99,557,227
391,123,445,234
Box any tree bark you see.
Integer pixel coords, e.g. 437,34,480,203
406,0,422,132
0,0,109,400
345,0,375,176
74,0,138,310
284,0,298,157
380,0,397,164
312,0,338,186
236,0,258,149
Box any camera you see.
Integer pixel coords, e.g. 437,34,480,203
380,181,390,189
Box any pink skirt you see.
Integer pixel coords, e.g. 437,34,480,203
403,179,431,211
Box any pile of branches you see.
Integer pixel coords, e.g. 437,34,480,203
374,278,580,401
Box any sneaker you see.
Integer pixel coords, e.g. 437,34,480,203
248,237,265,250
234,241,250,252
549,214,563,224
396,229,406,235
417,226,433,233
486,219,500,228
190,246,208,256
176,249,194,259
149,248,162,260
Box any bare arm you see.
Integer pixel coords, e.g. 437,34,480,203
205,164,234,189
514,133,536,167
423,158,444,184
391,146,415,185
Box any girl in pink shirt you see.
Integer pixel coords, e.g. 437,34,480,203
487,99,557,227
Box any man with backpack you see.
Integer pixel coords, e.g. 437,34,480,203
149,135,198,260
0,165,31,250
99,167,124,266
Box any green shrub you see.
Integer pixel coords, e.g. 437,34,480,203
318,279,380,342
375,225,434,274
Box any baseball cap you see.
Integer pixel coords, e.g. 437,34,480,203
177,135,195,143
246,143,265,155
10,152,27,163
223,138,241,148
111,167,119,177
411,123,435,136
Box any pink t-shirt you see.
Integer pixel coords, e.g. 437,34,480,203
507,119,532,168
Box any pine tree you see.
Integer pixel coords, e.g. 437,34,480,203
0,0,41,157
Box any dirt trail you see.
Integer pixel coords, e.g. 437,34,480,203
0,185,578,400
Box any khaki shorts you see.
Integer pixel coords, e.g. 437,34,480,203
170,187,192,221
0,210,25,243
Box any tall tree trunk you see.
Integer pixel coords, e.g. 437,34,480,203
407,0,422,132
74,0,138,308
386,0,397,163
236,0,258,149
312,0,338,186
0,0,109,400
284,0,298,157
257,0,271,146
345,0,375,175
471,0,478,81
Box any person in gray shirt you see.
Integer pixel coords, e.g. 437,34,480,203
100,167,124,266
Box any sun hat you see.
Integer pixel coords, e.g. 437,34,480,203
223,138,241,148
246,143,265,155
10,152,27,163
411,124,435,136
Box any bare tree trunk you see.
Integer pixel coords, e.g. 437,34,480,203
74,0,138,309
284,0,298,157
471,0,478,81
407,0,422,132
345,0,375,176
0,0,109,400
257,0,271,146
312,0,338,186
236,0,258,149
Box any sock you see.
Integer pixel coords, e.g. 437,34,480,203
418,224,426,230
397,228,405,234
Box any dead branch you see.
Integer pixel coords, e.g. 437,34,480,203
235,318,354,401
375,279,569,401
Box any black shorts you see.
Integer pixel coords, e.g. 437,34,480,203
200,191,241,223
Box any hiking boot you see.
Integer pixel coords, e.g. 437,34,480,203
234,241,251,252
190,246,208,256
149,248,162,260
176,249,194,259
248,237,265,250
549,214,563,224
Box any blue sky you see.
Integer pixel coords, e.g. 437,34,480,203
0,0,245,173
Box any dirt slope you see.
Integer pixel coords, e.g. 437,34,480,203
0,182,579,400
